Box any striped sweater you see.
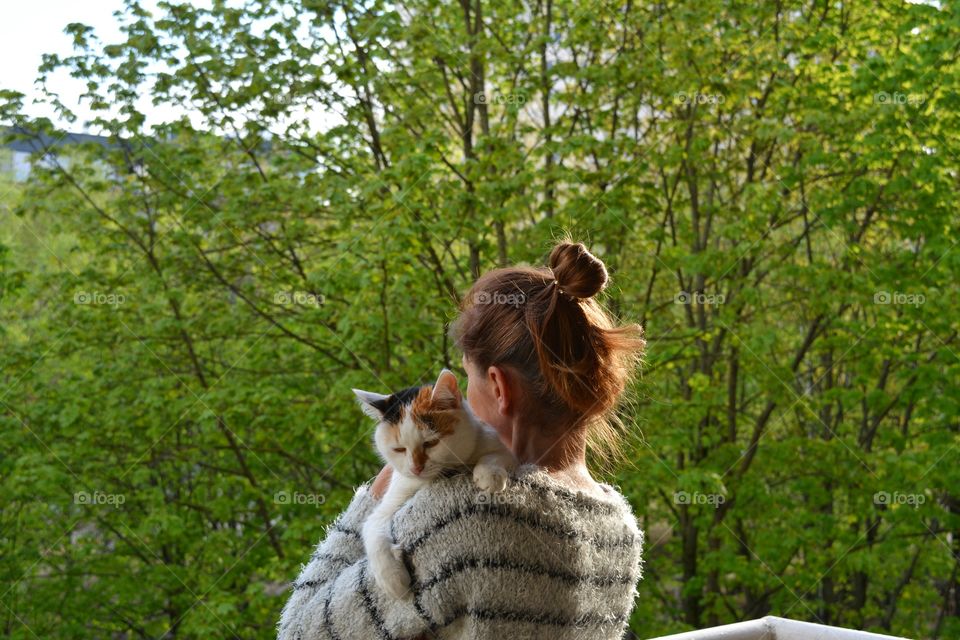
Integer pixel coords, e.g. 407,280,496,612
277,464,644,640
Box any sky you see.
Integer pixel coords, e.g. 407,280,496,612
0,0,215,132
2,1,130,126
0,0,337,135
1,0,941,134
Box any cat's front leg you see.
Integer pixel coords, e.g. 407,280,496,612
362,475,421,599
364,516,412,599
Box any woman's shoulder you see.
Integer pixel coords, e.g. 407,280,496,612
392,463,642,545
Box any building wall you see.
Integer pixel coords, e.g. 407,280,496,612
0,148,77,182
0,148,39,182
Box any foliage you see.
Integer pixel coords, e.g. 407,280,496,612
1,1,959,638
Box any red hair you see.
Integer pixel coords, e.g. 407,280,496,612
450,241,645,463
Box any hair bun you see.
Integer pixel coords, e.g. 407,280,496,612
548,242,608,299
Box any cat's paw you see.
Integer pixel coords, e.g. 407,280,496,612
370,551,412,599
376,560,412,599
473,463,509,493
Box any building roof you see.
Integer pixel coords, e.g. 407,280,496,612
2,126,117,153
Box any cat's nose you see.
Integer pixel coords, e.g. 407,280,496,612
412,466,423,475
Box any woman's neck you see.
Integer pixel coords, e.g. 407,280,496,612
508,415,587,471
500,415,608,497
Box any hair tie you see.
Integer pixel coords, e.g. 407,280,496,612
549,278,571,298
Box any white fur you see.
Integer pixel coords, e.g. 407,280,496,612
361,474,422,597
354,369,518,598
351,389,390,421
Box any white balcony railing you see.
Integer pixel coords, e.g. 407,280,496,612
646,616,911,640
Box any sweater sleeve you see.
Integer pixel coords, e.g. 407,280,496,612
276,483,433,640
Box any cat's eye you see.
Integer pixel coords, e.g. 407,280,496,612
423,440,439,448
393,447,406,453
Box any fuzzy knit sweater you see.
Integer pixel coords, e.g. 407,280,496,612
277,464,644,640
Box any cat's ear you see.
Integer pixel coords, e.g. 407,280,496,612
352,388,389,421
430,369,462,409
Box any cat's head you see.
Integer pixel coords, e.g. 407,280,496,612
352,369,475,480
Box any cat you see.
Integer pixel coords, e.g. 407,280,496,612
352,368,518,599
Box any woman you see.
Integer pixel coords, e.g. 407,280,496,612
277,241,646,640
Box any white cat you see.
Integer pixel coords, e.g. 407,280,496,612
352,368,518,598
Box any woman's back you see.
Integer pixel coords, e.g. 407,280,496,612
401,464,643,639
278,464,643,640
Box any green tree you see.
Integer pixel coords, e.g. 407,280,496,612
1,1,958,638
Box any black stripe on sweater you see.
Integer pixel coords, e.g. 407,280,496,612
417,555,637,593
513,476,623,516
358,562,393,640
320,580,342,640
388,518,441,630
401,502,637,556
433,605,628,632
399,544,438,629
296,554,354,589
328,523,361,540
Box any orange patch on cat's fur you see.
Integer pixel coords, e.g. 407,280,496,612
410,386,433,416
410,386,457,435
412,446,428,470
